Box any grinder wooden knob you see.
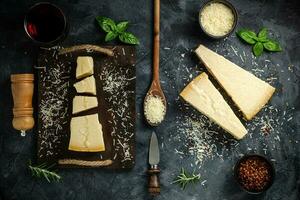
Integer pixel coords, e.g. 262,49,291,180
11,74,35,136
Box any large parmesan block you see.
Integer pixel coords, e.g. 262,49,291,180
180,72,247,140
195,45,275,120
69,114,105,152
72,96,98,114
74,76,96,95
76,56,94,79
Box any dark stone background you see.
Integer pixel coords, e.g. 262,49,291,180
0,0,299,199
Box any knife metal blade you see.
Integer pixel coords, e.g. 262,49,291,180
149,131,160,166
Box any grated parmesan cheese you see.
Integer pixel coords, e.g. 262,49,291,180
144,95,166,124
200,3,234,37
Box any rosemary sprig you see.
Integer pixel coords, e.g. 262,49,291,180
172,168,200,189
28,161,61,183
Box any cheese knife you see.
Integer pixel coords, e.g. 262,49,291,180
148,131,160,196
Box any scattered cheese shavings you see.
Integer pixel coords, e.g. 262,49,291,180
38,50,71,158
173,110,238,168
99,51,136,163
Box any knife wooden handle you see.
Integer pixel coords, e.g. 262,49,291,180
148,167,160,196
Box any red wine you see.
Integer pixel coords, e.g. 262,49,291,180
25,3,66,43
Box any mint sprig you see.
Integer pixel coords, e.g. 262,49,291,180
96,16,139,45
236,28,282,57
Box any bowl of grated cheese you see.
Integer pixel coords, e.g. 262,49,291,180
199,0,238,39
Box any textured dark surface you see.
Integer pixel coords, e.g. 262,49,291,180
0,0,300,200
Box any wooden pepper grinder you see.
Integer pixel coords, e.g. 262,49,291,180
11,74,35,136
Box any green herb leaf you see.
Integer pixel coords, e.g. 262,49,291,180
258,37,270,43
236,27,282,57
96,16,116,32
116,21,129,33
257,28,270,42
236,29,257,44
96,16,139,45
263,40,282,52
28,161,61,183
258,28,268,39
119,32,140,44
105,31,118,42
253,42,264,57
172,168,200,190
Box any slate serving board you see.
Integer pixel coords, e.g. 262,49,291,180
36,45,136,169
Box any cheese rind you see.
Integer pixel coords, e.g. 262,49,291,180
69,114,105,152
76,56,94,79
74,76,97,95
180,72,247,140
195,45,275,120
72,96,98,114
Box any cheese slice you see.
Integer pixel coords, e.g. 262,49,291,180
76,56,94,79
74,76,96,95
195,45,275,120
72,96,98,114
180,72,247,140
69,114,105,152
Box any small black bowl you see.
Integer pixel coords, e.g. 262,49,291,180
198,0,238,39
234,154,275,194
24,2,68,47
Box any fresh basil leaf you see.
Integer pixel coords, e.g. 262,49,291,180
257,28,269,42
258,28,268,39
96,16,139,45
253,42,264,56
257,37,270,43
116,21,129,33
105,31,118,42
236,29,257,44
238,29,257,38
96,16,116,32
119,32,140,44
263,40,282,52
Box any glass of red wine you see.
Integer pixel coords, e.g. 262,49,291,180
24,2,68,46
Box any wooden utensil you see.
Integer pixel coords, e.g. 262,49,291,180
144,0,167,126
11,74,35,136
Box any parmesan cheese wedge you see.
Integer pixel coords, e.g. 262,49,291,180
180,72,247,140
195,45,275,120
74,76,96,95
72,96,98,114
76,56,94,79
69,114,105,152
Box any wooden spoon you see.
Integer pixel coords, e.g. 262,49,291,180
144,0,167,126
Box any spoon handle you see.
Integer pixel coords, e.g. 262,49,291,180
153,0,160,82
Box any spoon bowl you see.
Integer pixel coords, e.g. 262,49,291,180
144,80,167,126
